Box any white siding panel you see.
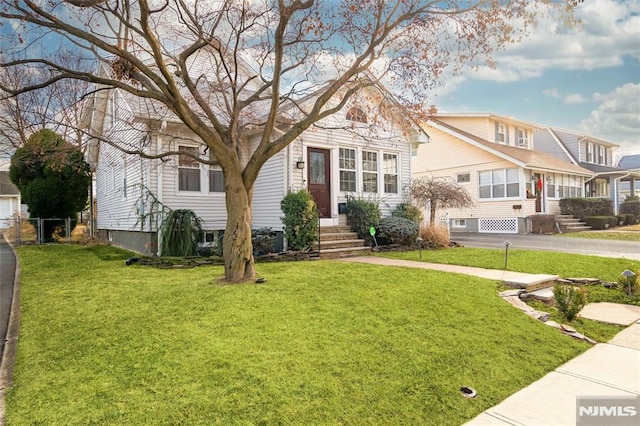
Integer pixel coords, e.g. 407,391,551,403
253,151,286,230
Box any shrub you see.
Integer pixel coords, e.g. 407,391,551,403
608,216,618,228
281,189,319,251
160,209,204,257
625,214,636,226
553,284,587,322
252,227,276,255
619,201,640,222
346,196,381,243
376,216,420,246
391,202,423,223
420,224,450,248
617,271,638,298
559,198,613,220
584,216,611,230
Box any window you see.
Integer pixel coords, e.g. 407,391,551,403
546,174,556,198
339,148,356,192
362,151,378,193
452,219,466,228
456,173,471,183
479,168,520,199
516,128,528,147
598,145,605,165
178,146,200,191
208,151,224,193
383,153,398,194
557,174,582,198
586,143,594,163
495,122,507,144
346,107,367,124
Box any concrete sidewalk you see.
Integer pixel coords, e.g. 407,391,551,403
340,256,640,426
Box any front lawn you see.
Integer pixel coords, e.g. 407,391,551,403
381,247,640,297
7,245,589,425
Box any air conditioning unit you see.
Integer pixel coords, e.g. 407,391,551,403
517,138,528,146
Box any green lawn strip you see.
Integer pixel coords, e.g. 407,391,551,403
525,300,625,342
8,245,588,425
554,232,640,242
380,248,640,300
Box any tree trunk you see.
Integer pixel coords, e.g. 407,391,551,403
223,172,255,283
430,204,437,225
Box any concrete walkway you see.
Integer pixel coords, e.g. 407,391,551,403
340,256,640,426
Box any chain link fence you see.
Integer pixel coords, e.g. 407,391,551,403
0,217,93,246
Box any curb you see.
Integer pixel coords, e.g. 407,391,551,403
0,239,20,426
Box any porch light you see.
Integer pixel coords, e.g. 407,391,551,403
295,160,305,169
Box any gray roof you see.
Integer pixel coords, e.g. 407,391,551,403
618,154,640,170
0,171,19,195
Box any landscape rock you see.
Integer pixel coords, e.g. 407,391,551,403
565,278,601,285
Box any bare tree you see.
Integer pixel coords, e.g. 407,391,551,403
0,53,93,156
0,0,581,282
406,176,475,224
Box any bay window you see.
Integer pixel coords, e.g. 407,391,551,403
362,151,378,193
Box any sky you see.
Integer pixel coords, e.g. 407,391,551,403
429,0,640,161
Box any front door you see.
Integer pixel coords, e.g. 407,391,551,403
533,173,543,213
308,148,331,218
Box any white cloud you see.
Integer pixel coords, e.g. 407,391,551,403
576,82,640,150
543,88,562,99
564,93,589,104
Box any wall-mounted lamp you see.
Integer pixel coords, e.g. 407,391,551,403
546,176,552,183
295,160,305,169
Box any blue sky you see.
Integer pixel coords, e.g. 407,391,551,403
430,0,640,160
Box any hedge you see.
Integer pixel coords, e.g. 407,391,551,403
559,198,613,220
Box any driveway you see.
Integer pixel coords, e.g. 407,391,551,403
450,232,640,261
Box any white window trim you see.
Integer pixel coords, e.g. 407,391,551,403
478,168,520,200
175,143,225,196
456,172,471,184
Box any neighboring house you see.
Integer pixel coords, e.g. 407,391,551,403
413,111,594,234
85,61,424,255
617,154,640,200
534,128,640,212
0,161,21,228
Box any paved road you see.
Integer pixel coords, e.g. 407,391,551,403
451,232,640,261
0,235,16,361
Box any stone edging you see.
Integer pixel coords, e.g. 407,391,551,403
499,289,596,344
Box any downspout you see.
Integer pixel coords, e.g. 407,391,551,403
614,173,630,215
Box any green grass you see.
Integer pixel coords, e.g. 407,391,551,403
380,248,640,295
7,245,590,425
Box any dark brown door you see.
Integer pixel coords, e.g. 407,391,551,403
308,148,331,218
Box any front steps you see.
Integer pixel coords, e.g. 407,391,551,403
313,226,370,259
555,214,592,232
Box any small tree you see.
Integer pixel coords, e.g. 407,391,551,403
406,177,475,224
9,129,90,238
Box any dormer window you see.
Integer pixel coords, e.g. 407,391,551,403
346,107,368,124
495,122,508,144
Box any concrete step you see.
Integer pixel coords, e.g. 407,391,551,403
503,274,559,291
318,246,371,259
319,231,360,241
313,239,366,250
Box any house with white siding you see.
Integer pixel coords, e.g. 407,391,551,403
534,128,640,213
85,62,422,255
413,112,595,234
0,160,21,228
